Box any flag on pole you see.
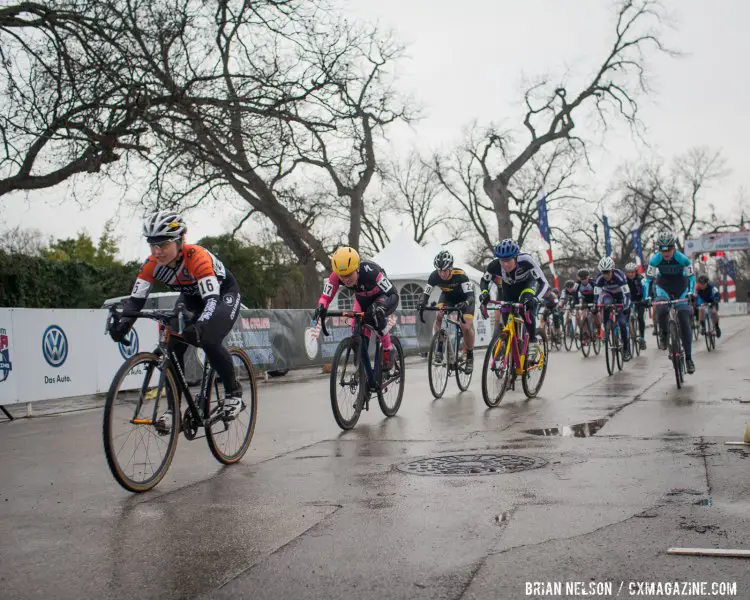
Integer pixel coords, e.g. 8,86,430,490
537,193,559,289
631,228,645,273
603,214,612,257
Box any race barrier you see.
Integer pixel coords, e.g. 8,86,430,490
0,306,498,406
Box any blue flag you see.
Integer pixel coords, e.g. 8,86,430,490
631,228,645,264
603,215,612,256
537,193,551,244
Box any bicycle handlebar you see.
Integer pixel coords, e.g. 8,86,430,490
315,310,365,337
105,304,196,345
419,303,467,324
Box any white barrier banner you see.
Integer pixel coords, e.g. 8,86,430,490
95,312,160,393
0,308,19,405
8,309,101,402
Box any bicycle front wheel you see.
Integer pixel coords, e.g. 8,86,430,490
482,335,511,408
428,330,449,399
378,336,405,417
704,316,714,352
563,320,574,351
455,335,473,392
668,321,683,389
103,352,180,493
205,347,258,465
615,326,623,371
331,337,365,430
604,322,614,376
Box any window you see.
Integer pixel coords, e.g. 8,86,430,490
400,282,424,309
337,286,355,310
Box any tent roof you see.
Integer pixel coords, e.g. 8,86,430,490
370,231,483,283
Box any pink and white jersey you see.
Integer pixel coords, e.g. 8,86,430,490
318,260,396,308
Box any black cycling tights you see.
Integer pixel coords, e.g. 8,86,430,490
655,304,692,360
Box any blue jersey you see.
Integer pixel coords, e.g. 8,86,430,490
593,269,631,307
644,251,695,299
696,282,721,303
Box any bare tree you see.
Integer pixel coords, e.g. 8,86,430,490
437,0,673,245
0,225,48,255
435,132,583,250
0,1,155,197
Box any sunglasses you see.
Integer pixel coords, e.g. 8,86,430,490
149,240,175,250
659,245,675,252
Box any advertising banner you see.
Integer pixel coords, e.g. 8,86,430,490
0,308,18,405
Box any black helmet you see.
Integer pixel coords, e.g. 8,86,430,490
434,249,454,270
577,268,590,279
565,279,575,288
697,274,709,284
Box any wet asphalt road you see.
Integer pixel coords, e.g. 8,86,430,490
1,317,749,600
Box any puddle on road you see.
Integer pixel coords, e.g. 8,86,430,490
524,418,609,438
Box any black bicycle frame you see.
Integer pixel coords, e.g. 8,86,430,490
321,311,384,392
421,305,466,367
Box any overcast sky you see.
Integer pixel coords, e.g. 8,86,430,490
3,0,748,262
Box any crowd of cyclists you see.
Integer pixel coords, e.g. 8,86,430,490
108,212,724,418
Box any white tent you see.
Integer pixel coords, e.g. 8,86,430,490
370,230,484,284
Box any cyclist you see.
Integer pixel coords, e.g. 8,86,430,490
624,262,647,350
559,279,578,338
418,250,476,372
593,256,632,361
695,274,722,338
479,239,549,355
315,247,399,369
576,268,598,342
538,287,562,343
107,210,243,430
644,230,696,374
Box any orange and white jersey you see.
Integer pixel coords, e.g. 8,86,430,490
130,244,236,300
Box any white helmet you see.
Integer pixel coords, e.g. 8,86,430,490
143,210,187,243
625,262,637,272
598,256,615,272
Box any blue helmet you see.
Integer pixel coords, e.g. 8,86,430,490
494,239,520,259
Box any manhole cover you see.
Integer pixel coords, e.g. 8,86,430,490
396,453,547,476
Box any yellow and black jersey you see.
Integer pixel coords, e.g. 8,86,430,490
420,268,475,305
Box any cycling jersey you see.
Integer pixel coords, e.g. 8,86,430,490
422,269,475,304
560,286,578,307
626,274,645,302
318,260,397,309
644,251,695,299
481,253,549,298
696,282,721,304
129,244,239,322
577,279,596,304
593,269,631,307
541,291,559,310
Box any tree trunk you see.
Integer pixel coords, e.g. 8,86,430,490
300,258,324,308
348,191,363,250
484,176,513,240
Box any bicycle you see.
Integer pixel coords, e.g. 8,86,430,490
652,298,689,389
420,304,473,399
598,303,625,375
690,300,700,343
652,309,666,350
319,310,405,430
628,302,642,358
481,300,548,408
577,303,598,358
103,305,258,493
701,303,717,352
540,307,562,352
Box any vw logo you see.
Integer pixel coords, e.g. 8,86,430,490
42,325,68,368
118,328,139,359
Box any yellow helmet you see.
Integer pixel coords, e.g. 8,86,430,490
330,246,360,276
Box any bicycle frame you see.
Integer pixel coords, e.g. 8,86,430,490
421,304,466,368
486,301,530,375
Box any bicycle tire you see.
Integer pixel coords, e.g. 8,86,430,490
377,336,405,417
592,318,602,355
668,320,682,389
522,333,548,398
580,321,591,357
563,320,574,351
615,325,623,371
604,322,614,376
103,352,180,493
428,329,449,399
205,347,258,465
704,315,714,352
330,337,365,430
455,336,473,392
482,334,511,408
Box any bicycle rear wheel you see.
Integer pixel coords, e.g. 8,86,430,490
330,337,365,430
103,352,180,493
378,336,405,417
428,330,449,399
522,333,548,398
668,321,683,389
205,347,258,464
481,334,511,408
